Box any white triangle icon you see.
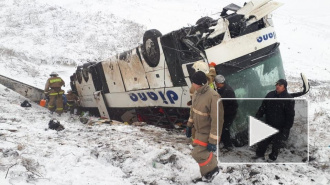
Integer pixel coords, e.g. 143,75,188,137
249,116,279,146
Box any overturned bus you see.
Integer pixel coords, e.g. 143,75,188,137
70,0,309,145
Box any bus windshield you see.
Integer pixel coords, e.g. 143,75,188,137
223,49,286,146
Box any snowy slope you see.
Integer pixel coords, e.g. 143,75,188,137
0,0,145,89
0,84,329,185
1,0,330,184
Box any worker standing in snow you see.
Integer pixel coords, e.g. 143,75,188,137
253,79,295,162
44,72,65,115
66,89,80,115
215,75,238,150
187,62,218,142
185,71,224,182
187,61,212,141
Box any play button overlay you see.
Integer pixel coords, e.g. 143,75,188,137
249,116,279,146
217,98,308,163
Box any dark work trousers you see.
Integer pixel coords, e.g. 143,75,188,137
221,121,233,147
221,114,236,147
255,132,284,160
66,101,77,114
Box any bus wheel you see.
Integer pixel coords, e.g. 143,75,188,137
196,16,213,25
141,29,162,67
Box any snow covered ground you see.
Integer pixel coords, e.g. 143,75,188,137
1,0,330,184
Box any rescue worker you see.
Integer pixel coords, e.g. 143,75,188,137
185,71,224,182
44,72,65,115
66,89,80,115
215,75,238,150
253,79,295,161
187,61,218,142
207,62,217,90
187,61,210,141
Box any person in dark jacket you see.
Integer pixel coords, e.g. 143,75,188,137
215,75,238,150
253,79,295,161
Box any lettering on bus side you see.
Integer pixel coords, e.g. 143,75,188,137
257,32,276,43
129,90,179,104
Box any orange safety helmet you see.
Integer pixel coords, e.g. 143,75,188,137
209,62,216,67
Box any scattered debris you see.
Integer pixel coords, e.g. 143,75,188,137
158,154,177,164
79,117,89,124
2,149,19,158
225,166,235,174
0,123,18,132
21,100,32,107
48,119,64,131
249,170,260,177
90,148,99,159
132,122,147,126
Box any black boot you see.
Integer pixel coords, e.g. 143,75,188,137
203,166,220,183
268,153,277,162
192,166,220,183
252,154,265,160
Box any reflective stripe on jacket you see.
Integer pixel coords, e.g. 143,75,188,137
44,77,65,92
49,91,64,96
188,84,224,145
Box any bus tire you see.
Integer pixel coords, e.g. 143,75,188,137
141,29,162,67
196,16,213,25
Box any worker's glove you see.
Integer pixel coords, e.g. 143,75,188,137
207,143,217,152
185,126,192,138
